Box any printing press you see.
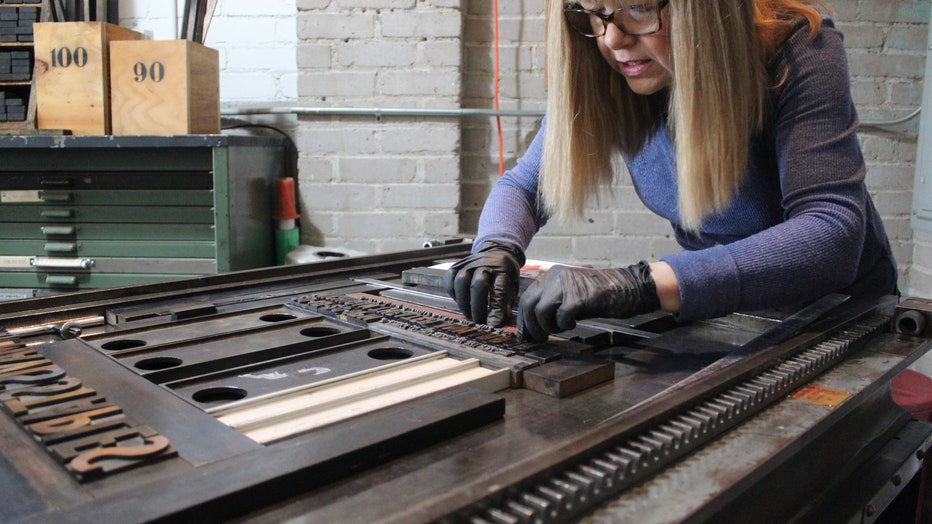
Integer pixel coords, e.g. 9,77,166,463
1,242,931,523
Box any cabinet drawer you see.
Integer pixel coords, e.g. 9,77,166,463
0,240,217,258
4,223,216,241
0,205,215,223
0,189,215,206
0,257,216,274
0,172,212,190
0,272,204,289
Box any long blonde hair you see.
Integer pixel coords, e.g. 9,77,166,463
542,0,825,230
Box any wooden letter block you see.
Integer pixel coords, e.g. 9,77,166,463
109,40,220,135
33,22,144,135
523,356,615,398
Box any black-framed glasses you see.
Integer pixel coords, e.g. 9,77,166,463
564,0,670,38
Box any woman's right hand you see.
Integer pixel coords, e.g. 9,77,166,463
444,241,525,327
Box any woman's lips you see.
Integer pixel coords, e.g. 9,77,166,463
618,59,652,76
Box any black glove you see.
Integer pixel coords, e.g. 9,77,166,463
517,261,661,343
445,240,525,327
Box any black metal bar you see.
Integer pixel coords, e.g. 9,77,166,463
180,0,192,40
192,0,208,44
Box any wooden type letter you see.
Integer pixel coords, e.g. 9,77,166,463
49,424,161,462
0,347,43,363
0,377,83,401
2,386,97,417
49,424,176,480
0,338,25,351
0,367,66,391
31,406,128,445
0,361,57,378
69,435,171,477
17,394,113,425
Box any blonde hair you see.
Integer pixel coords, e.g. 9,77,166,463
542,0,825,230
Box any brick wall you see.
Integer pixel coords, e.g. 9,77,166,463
294,0,464,253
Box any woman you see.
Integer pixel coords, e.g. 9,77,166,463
446,0,897,343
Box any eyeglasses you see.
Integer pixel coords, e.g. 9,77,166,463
564,0,670,38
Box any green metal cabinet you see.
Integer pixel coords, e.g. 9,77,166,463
0,134,286,299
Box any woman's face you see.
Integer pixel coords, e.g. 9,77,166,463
584,2,674,95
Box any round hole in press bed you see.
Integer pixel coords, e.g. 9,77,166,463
134,357,183,371
300,326,341,338
192,387,248,404
260,313,298,322
314,251,346,258
101,339,147,351
367,347,414,360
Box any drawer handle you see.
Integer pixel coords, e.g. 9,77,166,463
44,275,79,286
40,179,73,188
31,257,95,270
44,243,77,253
41,226,76,236
41,209,74,218
40,192,73,203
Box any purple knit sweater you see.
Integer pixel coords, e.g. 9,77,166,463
474,18,896,322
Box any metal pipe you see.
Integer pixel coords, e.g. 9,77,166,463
223,105,919,128
222,106,546,119
860,107,922,128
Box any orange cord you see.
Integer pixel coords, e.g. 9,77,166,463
493,0,504,177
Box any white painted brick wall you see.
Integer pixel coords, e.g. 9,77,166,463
295,1,463,253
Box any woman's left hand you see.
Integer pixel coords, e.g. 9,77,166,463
517,263,661,342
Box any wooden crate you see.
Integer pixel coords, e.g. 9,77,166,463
110,40,220,135
33,22,143,135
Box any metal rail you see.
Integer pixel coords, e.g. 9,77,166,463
468,313,892,523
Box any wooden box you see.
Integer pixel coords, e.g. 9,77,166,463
110,40,220,135
33,22,144,135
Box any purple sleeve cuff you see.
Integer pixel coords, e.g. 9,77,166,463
661,246,741,322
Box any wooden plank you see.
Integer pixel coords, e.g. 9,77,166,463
214,352,509,443
522,356,615,398
245,363,508,444
211,352,448,418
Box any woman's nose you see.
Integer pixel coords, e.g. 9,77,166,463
601,22,637,49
